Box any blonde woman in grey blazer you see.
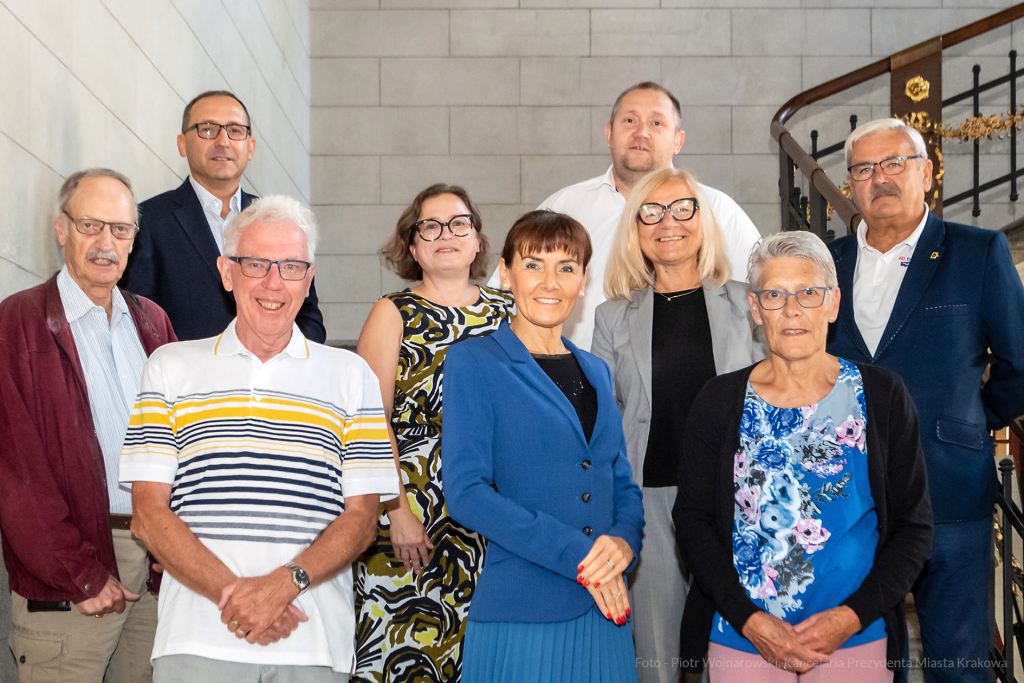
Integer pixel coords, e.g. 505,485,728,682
592,168,766,683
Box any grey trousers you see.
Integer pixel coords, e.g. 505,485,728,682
153,655,351,683
629,486,689,683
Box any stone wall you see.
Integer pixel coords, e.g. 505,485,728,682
0,1,310,679
310,0,1024,342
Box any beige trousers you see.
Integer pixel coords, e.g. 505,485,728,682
8,529,158,683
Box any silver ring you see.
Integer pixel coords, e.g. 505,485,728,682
95,614,103,619
612,591,622,598
607,560,615,570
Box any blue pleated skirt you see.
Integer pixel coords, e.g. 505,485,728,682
462,607,638,683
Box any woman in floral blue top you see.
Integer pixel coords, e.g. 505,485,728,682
673,232,932,682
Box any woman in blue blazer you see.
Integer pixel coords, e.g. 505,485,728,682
443,210,645,683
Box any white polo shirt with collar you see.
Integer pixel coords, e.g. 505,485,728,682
852,207,929,356
487,165,762,350
120,320,399,672
189,175,242,254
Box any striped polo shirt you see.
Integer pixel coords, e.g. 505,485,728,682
119,320,399,672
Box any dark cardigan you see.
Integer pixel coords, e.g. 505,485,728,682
672,361,933,673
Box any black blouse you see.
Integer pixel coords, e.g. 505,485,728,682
643,288,717,487
533,353,598,443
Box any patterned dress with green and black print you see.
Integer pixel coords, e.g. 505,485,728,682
353,286,514,683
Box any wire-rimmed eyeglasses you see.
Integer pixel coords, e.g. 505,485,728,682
847,155,922,182
63,211,138,240
637,198,699,225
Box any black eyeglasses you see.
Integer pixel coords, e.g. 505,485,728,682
227,257,311,280
414,215,475,241
637,198,699,225
754,287,831,310
847,155,922,182
188,122,252,141
63,211,138,240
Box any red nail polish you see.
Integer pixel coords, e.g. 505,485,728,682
625,609,631,617
607,612,613,619
582,580,590,587
594,581,600,587
576,576,582,584
578,565,584,573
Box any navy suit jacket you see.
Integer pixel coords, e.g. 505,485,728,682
442,324,645,623
827,212,1024,522
120,178,326,342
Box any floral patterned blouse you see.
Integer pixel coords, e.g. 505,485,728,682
710,359,887,653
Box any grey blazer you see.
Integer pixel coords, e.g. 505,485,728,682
591,281,767,486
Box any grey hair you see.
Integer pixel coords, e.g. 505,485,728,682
223,195,319,262
844,118,928,169
54,169,138,226
747,231,838,292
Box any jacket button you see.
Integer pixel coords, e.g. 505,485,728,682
583,526,592,536
19,656,25,664
84,583,91,591
581,460,592,470
582,493,591,503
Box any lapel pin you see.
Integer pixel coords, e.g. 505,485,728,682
930,252,938,259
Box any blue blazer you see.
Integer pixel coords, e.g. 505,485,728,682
442,324,645,623
827,212,1024,522
120,178,326,342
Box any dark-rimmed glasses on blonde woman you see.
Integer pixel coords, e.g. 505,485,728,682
637,198,699,225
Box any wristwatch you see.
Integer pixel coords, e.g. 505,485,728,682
285,562,310,595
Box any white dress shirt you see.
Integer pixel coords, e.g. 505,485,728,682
487,165,762,350
188,175,242,254
57,266,147,514
852,207,929,356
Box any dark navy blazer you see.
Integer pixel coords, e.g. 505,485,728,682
827,212,1024,522
120,178,326,342
443,324,645,623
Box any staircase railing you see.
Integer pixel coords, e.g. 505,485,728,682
771,3,1024,241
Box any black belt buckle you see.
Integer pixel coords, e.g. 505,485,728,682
26,600,71,612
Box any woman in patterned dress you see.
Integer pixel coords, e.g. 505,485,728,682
353,184,514,683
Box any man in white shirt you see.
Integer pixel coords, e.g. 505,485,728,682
120,91,326,342
488,82,762,349
828,118,1024,683
122,196,399,682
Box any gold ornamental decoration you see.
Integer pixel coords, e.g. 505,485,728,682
900,108,1024,144
905,76,931,103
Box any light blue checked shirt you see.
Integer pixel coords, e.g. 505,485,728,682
57,266,146,514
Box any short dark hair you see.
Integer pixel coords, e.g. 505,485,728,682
609,81,683,131
500,210,593,272
181,90,251,133
380,184,490,282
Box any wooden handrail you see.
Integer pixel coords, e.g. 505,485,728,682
771,3,1024,235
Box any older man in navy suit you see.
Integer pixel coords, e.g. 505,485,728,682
120,90,326,342
827,118,1024,683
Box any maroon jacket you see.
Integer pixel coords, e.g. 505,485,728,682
0,274,176,603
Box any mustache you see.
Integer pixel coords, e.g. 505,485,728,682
86,249,120,264
870,184,901,201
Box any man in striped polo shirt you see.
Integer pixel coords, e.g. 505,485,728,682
120,196,400,682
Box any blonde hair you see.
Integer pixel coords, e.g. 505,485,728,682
605,168,730,301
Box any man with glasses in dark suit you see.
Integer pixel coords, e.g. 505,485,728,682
120,90,326,342
828,118,1024,683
